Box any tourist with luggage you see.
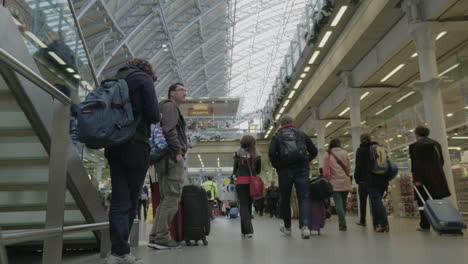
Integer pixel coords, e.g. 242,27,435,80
268,115,317,239
323,138,351,231
103,59,160,264
355,134,390,232
233,135,261,237
148,83,188,250
409,126,451,232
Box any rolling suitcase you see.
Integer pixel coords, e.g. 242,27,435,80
414,185,466,235
150,181,184,242
308,199,326,235
181,185,210,246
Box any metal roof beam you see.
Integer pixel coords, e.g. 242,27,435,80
190,69,225,96
173,0,226,39
77,0,97,20
96,11,154,77
185,53,225,82
180,31,224,64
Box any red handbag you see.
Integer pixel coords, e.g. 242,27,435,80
247,159,264,200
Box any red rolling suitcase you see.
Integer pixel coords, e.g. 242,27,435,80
150,181,183,242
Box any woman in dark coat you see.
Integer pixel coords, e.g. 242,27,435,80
233,135,261,237
409,126,451,231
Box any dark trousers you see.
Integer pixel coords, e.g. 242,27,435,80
254,198,265,216
105,141,149,256
277,168,310,229
415,185,430,229
236,184,253,235
368,185,389,227
137,199,148,220
267,198,278,217
358,183,369,224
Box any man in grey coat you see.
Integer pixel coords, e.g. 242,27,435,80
148,83,188,249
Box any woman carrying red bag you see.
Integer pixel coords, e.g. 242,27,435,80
233,135,262,238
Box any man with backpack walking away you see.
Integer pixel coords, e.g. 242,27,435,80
103,59,160,264
268,115,317,239
266,181,280,218
148,83,188,250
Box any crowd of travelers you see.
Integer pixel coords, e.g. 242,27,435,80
69,57,454,264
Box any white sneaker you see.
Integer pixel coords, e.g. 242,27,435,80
104,253,144,264
243,233,253,238
280,224,291,236
301,226,311,239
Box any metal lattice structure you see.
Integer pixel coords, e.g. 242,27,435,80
227,0,308,113
74,0,230,97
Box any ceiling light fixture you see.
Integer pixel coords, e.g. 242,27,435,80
318,31,332,48
12,17,22,26
300,73,306,78
360,92,370,100
381,64,405,82
308,51,320,64
411,52,418,58
339,107,350,116
279,107,285,114
325,122,333,128
25,31,47,48
66,67,75,73
294,80,302,89
275,114,281,120
288,90,296,99
436,31,447,40
439,63,460,77
304,67,311,72
73,74,81,79
446,113,453,117
48,51,66,65
331,6,348,27
344,131,349,135
452,137,468,139
396,91,415,102
283,100,290,107
375,105,392,116
448,147,461,151
361,121,366,125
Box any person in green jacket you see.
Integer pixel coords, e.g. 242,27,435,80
202,176,219,219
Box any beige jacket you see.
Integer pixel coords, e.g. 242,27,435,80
325,148,352,192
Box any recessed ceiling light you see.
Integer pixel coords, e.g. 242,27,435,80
308,51,320,64
325,122,333,128
300,73,306,78
436,31,447,40
293,80,302,89
411,52,418,58
360,92,370,100
66,67,75,73
375,105,392,116
339,107,350,116
318,31,332,48
381,64,405,82
446,113,453,117
331,6,348,27
287,90,296,99
396,91,414,102
304,67,311,72
439,63,460,77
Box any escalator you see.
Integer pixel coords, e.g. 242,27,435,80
0,6,108,253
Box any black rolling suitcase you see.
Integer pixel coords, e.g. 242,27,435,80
181,185,210,246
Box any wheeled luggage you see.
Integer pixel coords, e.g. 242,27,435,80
309,177,333,200
229,207,239,218
181,185,210,246
308,199,326,234
150,181,184,242
414,185,466,235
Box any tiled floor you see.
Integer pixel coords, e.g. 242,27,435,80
8,215,468,264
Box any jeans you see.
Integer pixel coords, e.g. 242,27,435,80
150,155,185,243
137,199,148,220
368,185,389,227
236,184,253,234
358,183,369,224
267,198,278,217
105,141,149,256
277,167,310,229
332,192,348,228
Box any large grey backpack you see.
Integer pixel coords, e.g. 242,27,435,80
74,78,138,149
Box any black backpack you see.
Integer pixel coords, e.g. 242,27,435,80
277,128,309,164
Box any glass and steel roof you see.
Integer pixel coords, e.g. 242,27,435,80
228,0,308,113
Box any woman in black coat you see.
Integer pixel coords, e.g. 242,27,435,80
409,126,451,231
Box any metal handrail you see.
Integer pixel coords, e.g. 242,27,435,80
2,222,109,246
0,48,71,105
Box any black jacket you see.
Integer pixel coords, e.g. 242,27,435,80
233,147,261,177
268,127,317,169
116,66,160,143
409,137,450,199
354,141,388,187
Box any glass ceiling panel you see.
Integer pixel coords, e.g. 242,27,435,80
228,0,308,113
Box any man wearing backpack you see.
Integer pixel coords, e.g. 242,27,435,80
268,115,317,239
202,176,219,219
148,83,188,250
104,59,160,264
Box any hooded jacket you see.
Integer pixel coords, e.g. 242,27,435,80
159,99,187,156
233,147,261,184
115,65,160,143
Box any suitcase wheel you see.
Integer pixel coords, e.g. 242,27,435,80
202,239,208,246
185,240,191,246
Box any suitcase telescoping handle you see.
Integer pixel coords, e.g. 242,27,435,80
413,184,434,205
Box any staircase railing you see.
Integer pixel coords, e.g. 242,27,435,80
0,48,110,264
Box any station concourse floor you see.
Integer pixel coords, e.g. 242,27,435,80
10,215,468,264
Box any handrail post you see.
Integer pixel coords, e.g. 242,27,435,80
42,101,70,264
0,227,9,264
99,229,110,258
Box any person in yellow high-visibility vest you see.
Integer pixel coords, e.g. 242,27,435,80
202,176,219,219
